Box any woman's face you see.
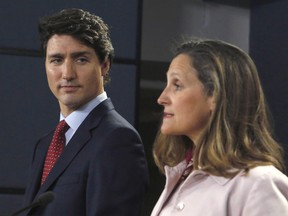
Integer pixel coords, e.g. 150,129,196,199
158,54,214,141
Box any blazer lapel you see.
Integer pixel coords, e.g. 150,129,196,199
26,134,53,203
36,99,115,196
37,130,90,195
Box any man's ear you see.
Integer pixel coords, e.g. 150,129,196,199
101,58,110,76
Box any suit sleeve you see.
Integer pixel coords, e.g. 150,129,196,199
242,171,288,216
86,126,149,216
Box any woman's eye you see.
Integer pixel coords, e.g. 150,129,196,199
174,83,182,90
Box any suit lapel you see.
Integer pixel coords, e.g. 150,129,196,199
26,134,53,203
36,99,115,195
37,130,90,195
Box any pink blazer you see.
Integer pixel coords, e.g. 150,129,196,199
151,162,288,216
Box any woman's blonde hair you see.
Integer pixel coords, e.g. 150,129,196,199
153,39,285,177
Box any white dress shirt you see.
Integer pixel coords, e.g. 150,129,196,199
59,91,107,145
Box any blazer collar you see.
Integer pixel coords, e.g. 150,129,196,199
164,160,232,187
153,162,234,215
151,161,187,215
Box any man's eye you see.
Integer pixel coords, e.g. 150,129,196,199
50,58,62,64
77,57,88,63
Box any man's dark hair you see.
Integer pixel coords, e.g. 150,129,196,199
39,8,115,84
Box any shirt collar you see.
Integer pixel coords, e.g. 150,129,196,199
60,91,107,131
165,161,233,186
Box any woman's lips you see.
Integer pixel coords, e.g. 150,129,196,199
163,112,174,118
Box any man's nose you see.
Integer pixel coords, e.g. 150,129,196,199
62,61,76,80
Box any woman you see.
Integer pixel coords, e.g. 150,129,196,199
151,39,288,216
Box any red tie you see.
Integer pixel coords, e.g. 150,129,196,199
41,120,69,185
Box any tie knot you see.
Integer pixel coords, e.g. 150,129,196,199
56,120,69,134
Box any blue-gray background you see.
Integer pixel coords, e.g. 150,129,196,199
1,1,288,215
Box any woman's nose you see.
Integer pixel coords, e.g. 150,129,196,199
157,87,169,105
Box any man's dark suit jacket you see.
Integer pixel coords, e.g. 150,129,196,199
22,99,149,216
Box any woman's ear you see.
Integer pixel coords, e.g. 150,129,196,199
208,95,216,112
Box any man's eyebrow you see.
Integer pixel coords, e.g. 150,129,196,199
46,51,94,59
71,51,94,58
46,53,63,59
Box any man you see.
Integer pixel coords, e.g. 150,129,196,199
22,8,149,216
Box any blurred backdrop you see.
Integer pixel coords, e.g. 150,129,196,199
0,0,287,215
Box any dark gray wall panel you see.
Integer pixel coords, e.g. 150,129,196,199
0,55,58,189
250,0,288,165
0,0,139,59
106,64,138,126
